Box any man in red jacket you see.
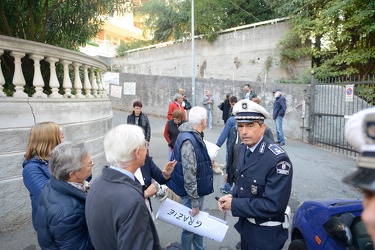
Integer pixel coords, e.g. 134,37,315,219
167,93,186,120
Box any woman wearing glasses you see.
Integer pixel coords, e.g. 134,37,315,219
35,142,94,250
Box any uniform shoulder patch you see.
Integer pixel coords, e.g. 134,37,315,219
268,144,285,155
276,161,291,175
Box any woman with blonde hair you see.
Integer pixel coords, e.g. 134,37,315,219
22,122,63,229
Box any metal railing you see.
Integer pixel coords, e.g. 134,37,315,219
309,75,375,156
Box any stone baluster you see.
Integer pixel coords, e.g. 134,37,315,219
73,62,84,98
83,65,93,98
45,57,62,98
61,60,74,98
0,50,6,97
10,51,27,97
96,71,103,97
100,71,108,97
90,67,98,97
30,54,47,98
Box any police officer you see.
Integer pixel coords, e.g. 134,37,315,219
217,99,293,250
344,107,375,244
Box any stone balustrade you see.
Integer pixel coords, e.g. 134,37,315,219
0,35,108,98
0,35,112,232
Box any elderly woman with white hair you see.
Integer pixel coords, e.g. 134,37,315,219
86,124,164,250
35,141,94,250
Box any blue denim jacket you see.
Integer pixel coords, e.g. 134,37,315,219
216,116,236,147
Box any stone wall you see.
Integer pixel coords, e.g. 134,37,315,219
0,99,112,231
110,73,310,142
111,21,311,84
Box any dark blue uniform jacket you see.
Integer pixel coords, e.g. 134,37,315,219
231,136,293,249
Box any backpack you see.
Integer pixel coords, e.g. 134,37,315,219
184,100,192,110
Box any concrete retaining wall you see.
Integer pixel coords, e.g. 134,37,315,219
110,73,310,142
111,22,311,84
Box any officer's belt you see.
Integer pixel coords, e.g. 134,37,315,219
247,218,282,226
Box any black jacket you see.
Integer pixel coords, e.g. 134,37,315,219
127,111,151,142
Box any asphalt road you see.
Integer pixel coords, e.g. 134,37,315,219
0,109,362,250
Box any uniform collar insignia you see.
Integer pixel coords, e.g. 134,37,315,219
259,142,266,154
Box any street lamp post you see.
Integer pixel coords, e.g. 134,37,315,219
191,0,196,107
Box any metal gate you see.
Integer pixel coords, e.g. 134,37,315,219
309,75,375,156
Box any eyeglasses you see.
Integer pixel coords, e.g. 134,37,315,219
144,141,149,149
83,161,94,168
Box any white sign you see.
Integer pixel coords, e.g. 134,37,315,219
346,85,354,102
156,198,229,242
110,85,122,98
123,82,136,95
204,140,220,159
104,72,119,85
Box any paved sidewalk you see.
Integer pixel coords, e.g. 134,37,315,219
0,109,362,250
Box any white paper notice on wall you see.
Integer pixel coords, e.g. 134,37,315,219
156,198,228,242
204,140,220,159
110,85,122,98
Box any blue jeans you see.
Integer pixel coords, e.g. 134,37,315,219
275,116,285,143
208,109,213,129
181,196,205,250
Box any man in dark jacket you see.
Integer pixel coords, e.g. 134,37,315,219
167,106,213,250
273,89,287,146
86,125,161,250
243,84,257,100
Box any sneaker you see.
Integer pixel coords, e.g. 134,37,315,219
279,142,285,146
220,188,229,194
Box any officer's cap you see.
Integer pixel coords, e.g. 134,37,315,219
232,99,270,123
343,107,375,191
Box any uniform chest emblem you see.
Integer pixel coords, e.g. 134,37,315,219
276,161,291,175
251,184,258,195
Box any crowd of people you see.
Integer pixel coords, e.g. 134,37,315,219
21,85,375,250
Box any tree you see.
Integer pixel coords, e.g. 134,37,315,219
271,0,375,78
135,0,277,43
0,0,133,50
136,0,190,43
0,0,133,96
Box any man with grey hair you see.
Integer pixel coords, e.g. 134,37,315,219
167,106,214,250
35,142,94,249
168,93,186,120
86,124,161,250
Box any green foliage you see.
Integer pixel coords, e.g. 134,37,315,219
0,0,133,50
115,39,153,56
136,0,190,43
134,0,277,44
272,0,375,79
355,83,375,105
0,0,130,96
